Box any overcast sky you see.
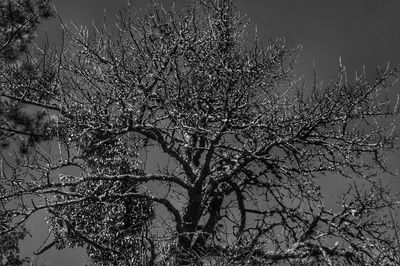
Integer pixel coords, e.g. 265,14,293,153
21,1,400,265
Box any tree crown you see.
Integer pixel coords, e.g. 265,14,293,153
1,1,400,265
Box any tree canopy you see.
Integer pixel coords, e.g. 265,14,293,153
0,1,51,265
1,0,400,265
0,0,52,62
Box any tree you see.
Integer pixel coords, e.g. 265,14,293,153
0,0,52,62
0,0,53,153
1,0,400,265
0,1,51,265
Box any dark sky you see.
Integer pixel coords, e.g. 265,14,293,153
20,1,400,265
40,0,400,82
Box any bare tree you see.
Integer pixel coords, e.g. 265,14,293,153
1,0,400,265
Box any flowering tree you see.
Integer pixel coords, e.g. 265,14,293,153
1,0,400,265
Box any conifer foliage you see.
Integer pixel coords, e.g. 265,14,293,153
0,0,52,62
0,1,51,265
